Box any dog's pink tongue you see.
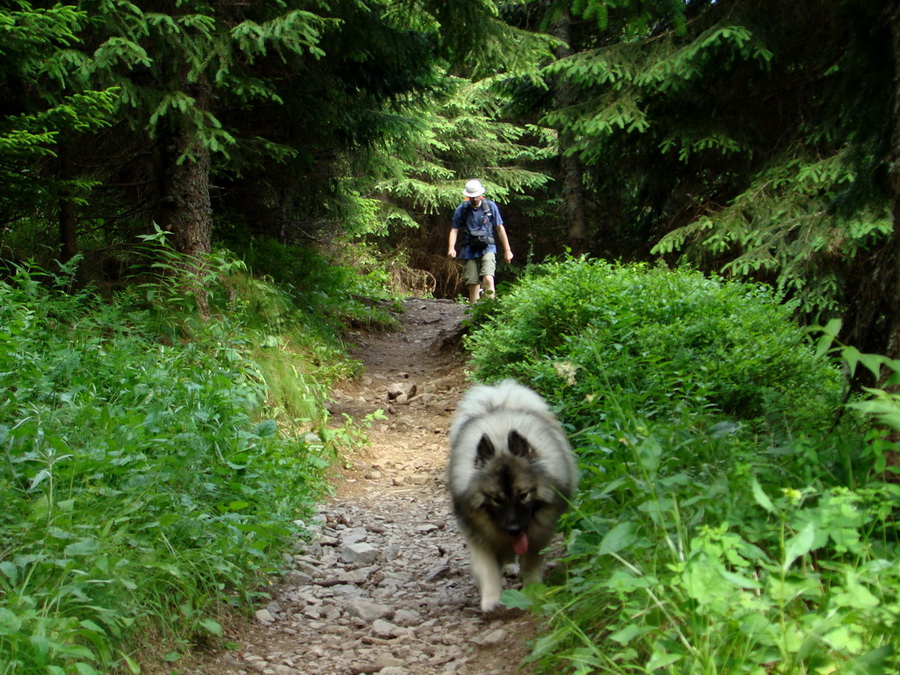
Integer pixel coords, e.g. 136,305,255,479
512,532,529,555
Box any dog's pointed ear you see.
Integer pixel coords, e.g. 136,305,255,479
475,435,495,466
508,430,535,459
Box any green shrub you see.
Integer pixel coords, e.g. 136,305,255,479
509,431,900,674
462,257,899,674
0,261,340,673
465,258,843,432
235,236,399,334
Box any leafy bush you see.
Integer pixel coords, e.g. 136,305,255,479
233,236,399,334
462,257,900,674
509,427,900,674
0,261,342,673
465,257,843,432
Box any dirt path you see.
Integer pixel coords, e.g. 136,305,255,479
188,298,539,675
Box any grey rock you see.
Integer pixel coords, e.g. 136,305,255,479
341,526,369,545
341,542,380,565
254,609,275,624
392,609,422,627
371,619,404,639
345,598,394,623
473,628,509,646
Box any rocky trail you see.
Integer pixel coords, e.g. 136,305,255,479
186,298,540,675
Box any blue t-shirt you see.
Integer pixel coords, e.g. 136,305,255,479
452,199,504,259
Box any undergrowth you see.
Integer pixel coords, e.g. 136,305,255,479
464,257,900,674
0,238,386,673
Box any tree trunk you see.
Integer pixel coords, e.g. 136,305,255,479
885,4,900,362
153,78,213,317
553,7,588,255
58,140,77,263
164,144,212,260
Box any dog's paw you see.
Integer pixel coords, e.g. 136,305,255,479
503,562,520,578
480,592,502,613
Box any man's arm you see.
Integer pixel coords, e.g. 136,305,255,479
494,224,513,264
448,227,459,258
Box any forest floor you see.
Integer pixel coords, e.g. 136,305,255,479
178,298,543,675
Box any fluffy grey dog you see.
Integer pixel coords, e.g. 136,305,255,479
447,380,578,612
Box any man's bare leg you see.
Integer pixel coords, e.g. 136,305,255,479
468,284,481,303
482,275,496,298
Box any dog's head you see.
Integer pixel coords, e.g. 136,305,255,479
470,431,552,553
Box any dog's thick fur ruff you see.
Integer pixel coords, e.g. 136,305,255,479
447,380,577,612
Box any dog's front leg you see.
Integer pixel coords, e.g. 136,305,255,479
469,545,504,612
520,550,544,586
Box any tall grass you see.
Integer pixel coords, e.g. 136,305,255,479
465,257,900,674
0,242,384,673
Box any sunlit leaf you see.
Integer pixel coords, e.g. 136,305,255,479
751,477,776,515
783,522,816,572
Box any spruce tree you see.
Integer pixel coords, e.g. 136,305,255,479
0,1,116,249
536,0,898,354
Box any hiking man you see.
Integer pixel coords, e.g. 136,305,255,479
448,179,514,303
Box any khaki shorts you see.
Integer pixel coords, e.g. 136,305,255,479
462,252,497,286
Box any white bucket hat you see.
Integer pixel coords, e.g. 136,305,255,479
462,179,486,198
